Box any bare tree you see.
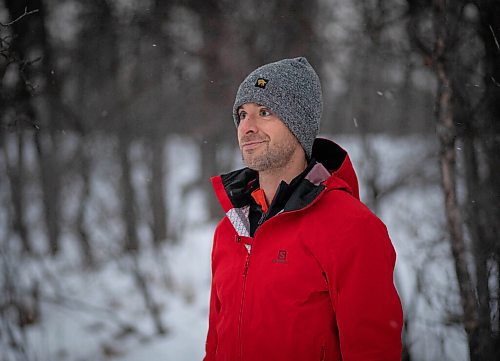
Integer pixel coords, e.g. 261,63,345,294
407,0,500,358
475,2,500,352
3,0,68,255
1,4,43,255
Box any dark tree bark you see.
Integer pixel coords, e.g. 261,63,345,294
431,2,480,359
33,131,61,255
118,135,139,252
2,126,31,253
475,1,500,355
199,135,224,221
75,138,94,267
455,83,494,358
148,136,168,246
435,62,479,361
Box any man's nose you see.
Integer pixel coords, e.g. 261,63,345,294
239,114,258,134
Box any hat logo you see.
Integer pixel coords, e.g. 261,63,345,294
255,78,268,88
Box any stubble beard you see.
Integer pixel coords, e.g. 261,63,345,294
242,139,297,172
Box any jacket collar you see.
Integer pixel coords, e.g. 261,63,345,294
211,138,359,215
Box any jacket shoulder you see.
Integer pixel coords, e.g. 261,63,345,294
304,189,393,258
320,188,382,223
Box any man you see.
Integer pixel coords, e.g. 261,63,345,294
204,57,403,361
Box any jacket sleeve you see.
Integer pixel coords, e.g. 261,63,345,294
323,214,403,360
203,278,219,361
203,229,220,361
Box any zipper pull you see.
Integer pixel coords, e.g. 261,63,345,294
257,213,266,226
243,255,250,276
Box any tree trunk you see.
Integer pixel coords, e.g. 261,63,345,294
435,63,479,360
476,2,500,354
2,127,31,253
34,130,61,255
200,136,224,221
432,2,479,356
76,137,94,267
148,136,168,246
462,128,493,356
118,135,139,252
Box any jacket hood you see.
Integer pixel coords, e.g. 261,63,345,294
311,137,359,200
211,138,359,214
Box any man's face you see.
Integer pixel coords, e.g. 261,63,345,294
237,103,303,172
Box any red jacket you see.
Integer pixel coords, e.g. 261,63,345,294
204,138,403,361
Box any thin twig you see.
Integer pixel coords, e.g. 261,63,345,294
489,25,500,51
0,7,39,27
491,76,500,87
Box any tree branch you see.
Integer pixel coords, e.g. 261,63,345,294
0,7,39,27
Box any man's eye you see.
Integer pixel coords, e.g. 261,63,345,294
238,111,247,120
259,109,271,117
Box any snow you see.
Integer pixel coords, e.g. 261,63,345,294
13,224,212,361
0,134,470,361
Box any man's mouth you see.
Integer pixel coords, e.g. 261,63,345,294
241,140,266,150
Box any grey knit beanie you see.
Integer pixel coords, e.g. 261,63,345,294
233,57,322,159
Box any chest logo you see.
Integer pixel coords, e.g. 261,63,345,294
272,249,288,264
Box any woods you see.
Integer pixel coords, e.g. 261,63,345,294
1,0,499,360
407,0,500,359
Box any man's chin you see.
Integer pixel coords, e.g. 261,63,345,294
243,156,272,172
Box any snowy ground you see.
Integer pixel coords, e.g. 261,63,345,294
6,224,212,361
1,134,470,361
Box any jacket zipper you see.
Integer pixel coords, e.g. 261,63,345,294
235,187,328,360
320,345,326,361
238,253,250,361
